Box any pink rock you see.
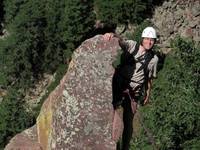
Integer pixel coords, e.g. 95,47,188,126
6,35,120,150
5,126,42,150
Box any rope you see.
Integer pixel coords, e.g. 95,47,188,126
124,90,159,150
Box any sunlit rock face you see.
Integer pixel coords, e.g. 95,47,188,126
37,35,119,150
5,126,42,150
5,35,119,150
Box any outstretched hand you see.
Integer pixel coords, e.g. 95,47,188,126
103,33,114,41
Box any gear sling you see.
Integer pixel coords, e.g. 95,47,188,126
112,43,154,109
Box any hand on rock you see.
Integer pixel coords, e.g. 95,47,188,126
103,33,114,41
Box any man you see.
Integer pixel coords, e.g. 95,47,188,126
104,26,158,111
104,27,159,149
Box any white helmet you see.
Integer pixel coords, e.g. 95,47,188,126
141,27,157,39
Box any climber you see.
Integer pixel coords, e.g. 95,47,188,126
103,26,159,150
104,26,159,114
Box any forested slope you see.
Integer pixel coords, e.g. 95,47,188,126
0,0,199,149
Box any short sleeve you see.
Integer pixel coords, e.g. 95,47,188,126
148,55,159,79
119,40,137,53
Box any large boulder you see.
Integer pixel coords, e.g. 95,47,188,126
5,125,42,150
5,35,119,150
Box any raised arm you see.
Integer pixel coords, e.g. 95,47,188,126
103,33,132,52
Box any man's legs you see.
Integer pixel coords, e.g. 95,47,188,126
121,96,134,150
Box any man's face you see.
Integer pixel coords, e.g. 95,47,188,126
142,38,155,50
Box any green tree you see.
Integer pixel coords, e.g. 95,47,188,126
0,0,4,34
3,0,28,25
4,0,46,87
95,0,148,26
135,37,200,149
0,40,7,86
43,0,65,72
59,0,95,58
0,87,34,148
43,0,95,72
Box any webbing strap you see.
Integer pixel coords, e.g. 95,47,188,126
116,43,154,91
136,50,154,74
